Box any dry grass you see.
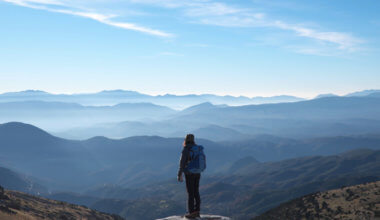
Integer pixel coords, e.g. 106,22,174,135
254,181,380,220
313,181,380,220
0,188,123,220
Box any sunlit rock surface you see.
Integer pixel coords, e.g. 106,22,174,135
157,214,231,220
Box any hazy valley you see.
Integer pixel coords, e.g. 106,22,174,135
0,89,380,219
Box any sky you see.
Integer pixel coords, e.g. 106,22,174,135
0,0,379,98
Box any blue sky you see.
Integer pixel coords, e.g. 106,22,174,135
0,0,379,98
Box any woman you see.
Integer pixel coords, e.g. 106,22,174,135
178,134,201,219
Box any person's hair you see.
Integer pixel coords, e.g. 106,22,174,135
183,134,195,147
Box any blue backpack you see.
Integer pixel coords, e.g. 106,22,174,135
187,145,206,173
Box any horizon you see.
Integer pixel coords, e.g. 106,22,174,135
0,88,379,99
1,0,380,98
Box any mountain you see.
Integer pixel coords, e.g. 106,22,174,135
227,156,259,172
0,90,50,97
217,149,380,187
175,96,380,121
56,95,380,140
250,95,304,103
0,166,47,195
168,96,380,138
0,90,305,109
0,101,176,131
189,125,250,141
2,94,380,141
253,181,380,220
2,122,380,192
315,93,338,99
367,92,380,98
180,102,225,114
0,185,123,220
220,134,380,162
345,89,380,97
0,122,240,190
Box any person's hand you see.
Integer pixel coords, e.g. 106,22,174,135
177,175,183,182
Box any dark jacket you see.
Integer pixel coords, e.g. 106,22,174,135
178,144,193,176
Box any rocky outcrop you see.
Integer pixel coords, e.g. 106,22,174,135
157,214,231,220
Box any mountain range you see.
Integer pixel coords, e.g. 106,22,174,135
62,95,380,140
1,122,379,219
1,122,380,191
0,101,175,131
1,89,380,219
1,92,380,140
2,89,379,109
0,90,305,109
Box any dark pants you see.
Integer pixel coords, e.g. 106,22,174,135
185,173,201,213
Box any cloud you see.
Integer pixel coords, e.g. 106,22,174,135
272,21,362,51
2,0,364,53
129,0,363,53
2,0,173,37
4,0,63,5
184,2,245,17
198,14,361,53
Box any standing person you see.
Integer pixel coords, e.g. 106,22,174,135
178,134,206,219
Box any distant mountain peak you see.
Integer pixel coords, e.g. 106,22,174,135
1,90,49,96
1,122,43,131
98,89,141,94
194,102,214,107
315,93,338,99
181,102,216,112
346,89,380,97
0,122,54,139
85,136,112,142
22,90,48,93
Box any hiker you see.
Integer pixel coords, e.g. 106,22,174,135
178,134,206,219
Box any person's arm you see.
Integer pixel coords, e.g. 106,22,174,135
177,147,189,180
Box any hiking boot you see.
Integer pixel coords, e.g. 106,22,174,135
184,211,199,219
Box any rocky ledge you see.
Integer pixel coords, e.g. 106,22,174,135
157,214,231,220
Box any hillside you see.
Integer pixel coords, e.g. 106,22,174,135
253,181,380,220
0,185,123,220
1,122,380,192
47,149,380,220
0,167,47,195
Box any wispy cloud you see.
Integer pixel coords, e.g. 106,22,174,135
272,21,362,52
2,0,173,37
130,0,363,54
2,0,364,54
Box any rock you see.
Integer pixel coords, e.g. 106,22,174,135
157,214,231,220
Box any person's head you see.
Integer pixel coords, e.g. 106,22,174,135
183,134,195,147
